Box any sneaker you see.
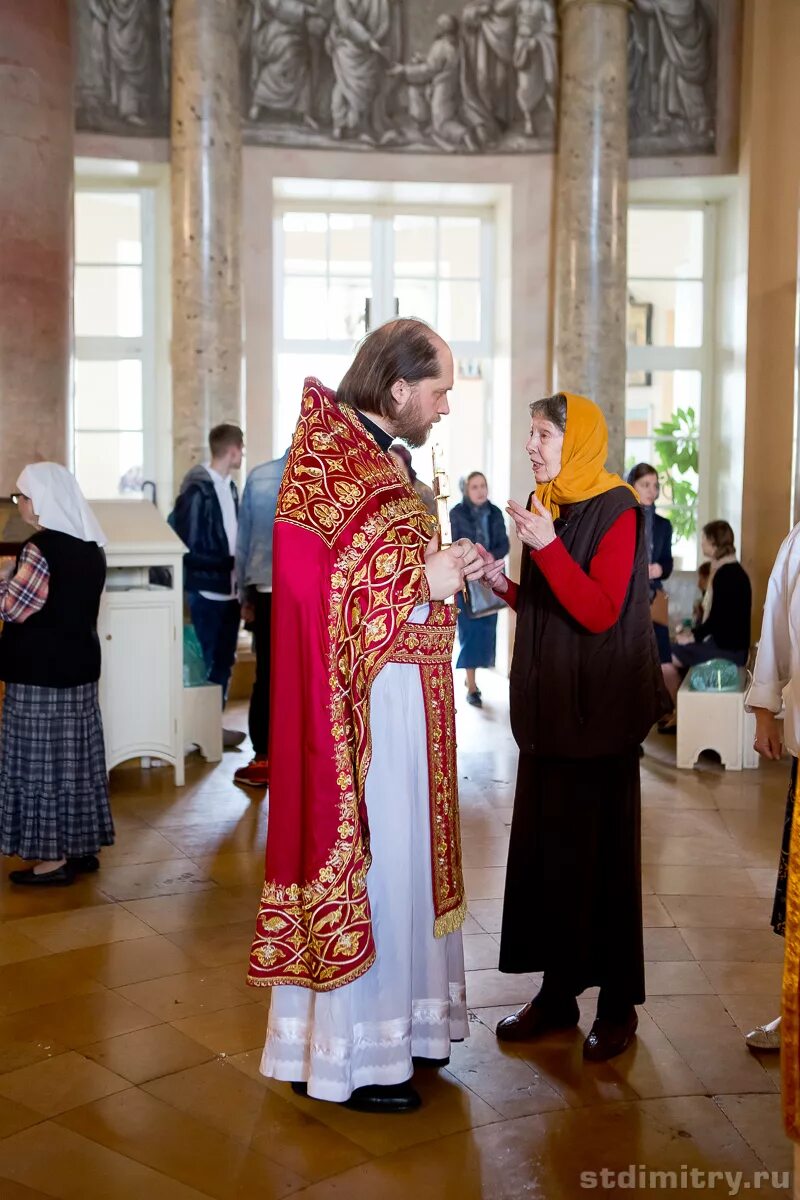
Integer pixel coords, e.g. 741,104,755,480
223,728,246,749
234,757,270,788
745,1016,781,1051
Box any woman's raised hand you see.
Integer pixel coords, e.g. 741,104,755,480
506,496,556,551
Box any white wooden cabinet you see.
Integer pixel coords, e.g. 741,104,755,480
90,500,186,786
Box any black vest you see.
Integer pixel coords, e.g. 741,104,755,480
0,530,106,688
509,487,670,759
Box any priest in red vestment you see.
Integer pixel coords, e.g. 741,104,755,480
248,319,484,1113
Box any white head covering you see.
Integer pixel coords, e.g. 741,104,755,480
16,463,107,547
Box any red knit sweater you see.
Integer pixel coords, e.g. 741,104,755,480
498,509,636,634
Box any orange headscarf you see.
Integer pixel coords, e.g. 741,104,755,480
535,392,638,520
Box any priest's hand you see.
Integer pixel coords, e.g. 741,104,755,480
753,708,783,760
507,496,556,551
454,538,485,583
425,546,467,601
475,545,508,593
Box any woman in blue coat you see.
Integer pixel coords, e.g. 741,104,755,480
627,463,674,663
450,472,510,707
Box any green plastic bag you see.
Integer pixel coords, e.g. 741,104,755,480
688,659,742,693
183,625,208,687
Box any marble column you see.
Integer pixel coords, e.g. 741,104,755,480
171,0,242,489
0,0,72,491
555,0,630,471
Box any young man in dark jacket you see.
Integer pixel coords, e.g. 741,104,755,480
171,423,245,748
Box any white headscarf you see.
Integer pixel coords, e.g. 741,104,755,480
17,463,107,547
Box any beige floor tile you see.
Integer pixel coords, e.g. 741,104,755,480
116,964,260,1021
446,1019,568,1119
600,1006,708,1100
644,960,714,995
0,955,103,1018
57,933,199,988
155,819,268,858
0,1122,213,1199
165,919,259,967
464,968,541,1008
143,1058,370,1182
460,838,510,868
642,893,676,927
56,1087,307,1197
749,867,782,898
81,1024,216,1084
462,934,500,972
681,928,786,963
0,927,50,968
121,890,255,934
646,865,757,896
0,1180,54,1199
466,898,504,934
0,877,113,920
0,1093,43,1139
699,961,785,995
641,808,730,838
188,851,267,887
644,995,778,1095
719,993,784,1038
6,904,154,953
641,834,743,866
661,894,773,928
171,1001,268,1056
0,1009,67,1075
0,1051,130,1116
716,1093,793,1176
13,989,161,1048
95,859,217,902
643,928,693,960
287,1095,791,1200
463,867,506,901
99,829,193,867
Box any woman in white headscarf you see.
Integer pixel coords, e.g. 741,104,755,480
0,464,114,886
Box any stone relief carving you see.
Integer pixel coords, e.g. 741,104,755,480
72,0,720,158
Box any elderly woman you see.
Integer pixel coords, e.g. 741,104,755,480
479,393,669,1061
450,471,510,706
0,464,113,886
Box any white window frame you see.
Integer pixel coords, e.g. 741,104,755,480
273,201,495,451
73,183,158,497
626,202,716,565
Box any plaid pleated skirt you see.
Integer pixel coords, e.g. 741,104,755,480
0,682,114,861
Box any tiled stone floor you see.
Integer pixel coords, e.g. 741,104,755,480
0,673,794,1197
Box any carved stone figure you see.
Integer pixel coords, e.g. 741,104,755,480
513,0,558,137
106,0,153,126
326,0,394,143
461,0,518,145
248,0,323,127
389,14,477,151
635,0,712,136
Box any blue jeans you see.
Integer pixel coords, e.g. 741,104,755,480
187,593,241,706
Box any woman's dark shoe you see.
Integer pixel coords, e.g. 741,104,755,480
291,1082,308,1096
9,864,76,887
496,997,580,1042
412,1056,450,1068
68,854,100,874
466,691,483,708
583,1010,638,1061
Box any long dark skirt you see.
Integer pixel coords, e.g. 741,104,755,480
455,595,497,670
772,757,797,936
0,682,114,861
499,748,645,1005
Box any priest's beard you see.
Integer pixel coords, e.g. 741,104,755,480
393,394,437,449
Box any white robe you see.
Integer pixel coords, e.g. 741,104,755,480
261,604,469,1102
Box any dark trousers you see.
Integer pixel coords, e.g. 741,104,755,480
248,591,272,757
187,593,241,706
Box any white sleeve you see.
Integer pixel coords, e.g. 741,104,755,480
746,533,794,714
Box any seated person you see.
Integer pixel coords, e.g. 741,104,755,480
661,520,752,721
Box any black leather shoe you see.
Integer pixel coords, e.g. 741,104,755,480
496,998,580,1042
344,1083,421,1113
291,1082,308,1097
9,864,76,887
412,1056,450,1068
583,1010,638,1062
68,854,100,874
